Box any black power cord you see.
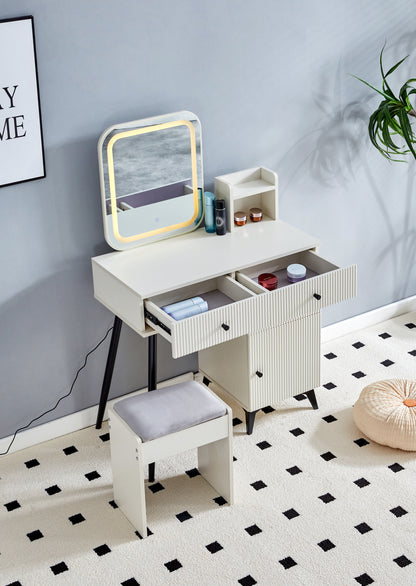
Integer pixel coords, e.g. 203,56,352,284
0,324,114,456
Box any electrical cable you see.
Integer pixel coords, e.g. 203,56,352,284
0,324,114,456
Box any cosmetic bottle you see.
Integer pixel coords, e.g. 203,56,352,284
215,199,226,235
249,207,263,222
162,296,205,315
287,263,307,283
170,300,209,321
234,211,247,226
204,191,216,233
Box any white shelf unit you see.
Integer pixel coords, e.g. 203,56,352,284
214,167,278,232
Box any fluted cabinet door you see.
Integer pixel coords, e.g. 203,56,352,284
248,312,321,411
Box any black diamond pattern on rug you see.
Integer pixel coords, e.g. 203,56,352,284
405,322,415,329
324,352,337,360
279,557,297,570
176,511,192,522
352,371,366,379
289,427,304,436
283,508,299,520
85,471,101,481
389,463,404,473
121,579,140,586
354,438,370,447
4,500,21,511
379,332,391,339
27,529,43,541
245,524,262,536
355,573,374,585
24,458,40,468
381,359,394,367
322,415,337,423
323,382,337,389
94,544,111,556
355,522,372,534
250,480,267,491
233,417,243,426
390,506,408,518
286,466,302,475
185,468,200,478
320,451,336,461
256,440,271,450
50,562,68,575
319,493,336,503
393,555,412,567
206,541,223,554
317,539,335,552
213,496,227,506
352,341,365,348
63,445,78,455
354,477,370,488
45,485,61,496
165,559,182,572
238,576,257,586
148,482,165,493
68,513,85,525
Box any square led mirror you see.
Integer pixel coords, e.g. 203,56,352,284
98,111,204,250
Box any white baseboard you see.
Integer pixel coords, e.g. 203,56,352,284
0,372,195,456
322,295,416,343
2,295,416,456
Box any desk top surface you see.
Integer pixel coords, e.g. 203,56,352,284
92,220,320,299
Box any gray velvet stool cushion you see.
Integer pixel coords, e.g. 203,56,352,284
113,380,227,442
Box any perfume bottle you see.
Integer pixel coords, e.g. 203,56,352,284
170,300,209,320
162,297,205,315
204,191,216,233
215,199,226,235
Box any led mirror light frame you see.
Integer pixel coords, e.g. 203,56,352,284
98,111,204,251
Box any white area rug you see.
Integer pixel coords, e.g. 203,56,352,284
1,312,416,585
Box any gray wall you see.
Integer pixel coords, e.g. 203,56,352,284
1,0,415,440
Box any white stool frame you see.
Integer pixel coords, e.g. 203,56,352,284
108,389,233,538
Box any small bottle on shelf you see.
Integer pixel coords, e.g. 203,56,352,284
215,199,226,235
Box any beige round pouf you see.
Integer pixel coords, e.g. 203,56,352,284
353,379,416,451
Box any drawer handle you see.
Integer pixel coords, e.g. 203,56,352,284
256,371,263,378
313,293,322,300
221,323,230,331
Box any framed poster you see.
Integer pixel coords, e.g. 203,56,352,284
0,16,45,187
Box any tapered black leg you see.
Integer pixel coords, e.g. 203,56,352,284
148,334,157,482
305,389,319,410
244,409,258,435
202,376,210,386
96,316,122,429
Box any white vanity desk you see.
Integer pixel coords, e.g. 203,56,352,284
92,219,356,433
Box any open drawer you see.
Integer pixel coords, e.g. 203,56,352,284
236,250,357,328
144,275,258,357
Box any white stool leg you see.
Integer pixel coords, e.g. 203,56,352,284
110,411,148,538
197,415,234,505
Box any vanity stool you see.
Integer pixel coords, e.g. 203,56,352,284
108,380,234,538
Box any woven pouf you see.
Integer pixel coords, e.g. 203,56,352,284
353,379,416,451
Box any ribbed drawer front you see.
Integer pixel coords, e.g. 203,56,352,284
240,263,356,329
168,296,256,357
248,313,321,410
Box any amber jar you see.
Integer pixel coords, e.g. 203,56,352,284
249,207,263,222
234,211,247,226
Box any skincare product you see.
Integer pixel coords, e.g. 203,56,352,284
249,207,263,222
215,199,226,235
170,300,209,320
234,211,247,226
287,263,306,283
162,296,205,315
204,191,216,233
258,272,278,290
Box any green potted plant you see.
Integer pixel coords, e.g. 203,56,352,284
352,45,416,161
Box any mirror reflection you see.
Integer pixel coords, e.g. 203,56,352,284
98,111,203,250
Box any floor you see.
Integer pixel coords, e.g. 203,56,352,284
0,311,415,585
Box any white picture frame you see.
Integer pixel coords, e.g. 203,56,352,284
0,16,45,187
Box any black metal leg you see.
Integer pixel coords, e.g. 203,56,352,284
202,376,210,386
96,316,122,429
148,334,157,482
305,389,319,410
244,409,258,435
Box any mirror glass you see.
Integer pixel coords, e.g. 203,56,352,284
98,111,204,250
